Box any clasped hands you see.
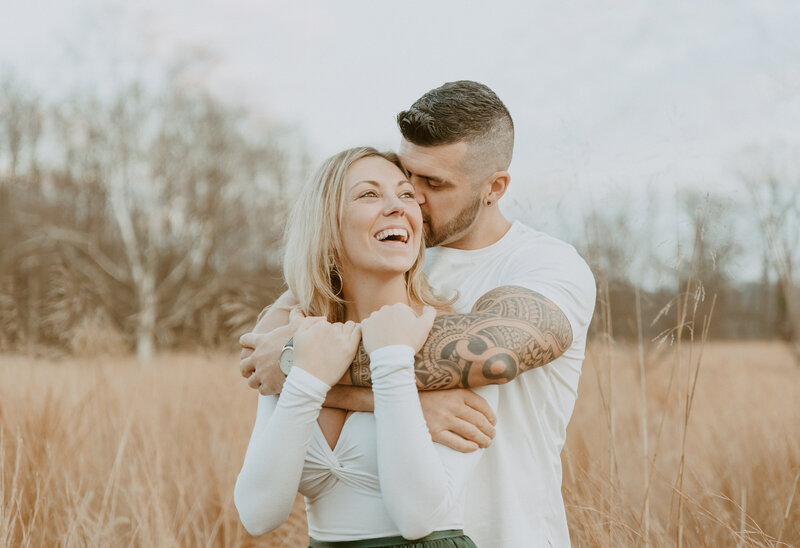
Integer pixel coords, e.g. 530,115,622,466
239,303,496,452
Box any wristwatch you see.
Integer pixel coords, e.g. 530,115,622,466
278,337,294,376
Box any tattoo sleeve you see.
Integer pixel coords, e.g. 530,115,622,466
349,341,373,387
347,285,574,389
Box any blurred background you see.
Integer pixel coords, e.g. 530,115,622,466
1,2,799,546
1,0,798,360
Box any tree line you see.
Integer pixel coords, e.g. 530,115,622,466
1,71,798,362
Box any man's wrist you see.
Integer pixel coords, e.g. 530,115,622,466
256,302,294,324
347,342,373,387
278,337,295,376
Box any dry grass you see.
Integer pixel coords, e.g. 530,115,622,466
1,342,798,547
566,341,800,547
0,352,307,547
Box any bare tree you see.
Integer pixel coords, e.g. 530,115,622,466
741,151,800,362
0,73,46,351
74,83,297,360
1,68,304,360
0,74,43,178
676,191,742,339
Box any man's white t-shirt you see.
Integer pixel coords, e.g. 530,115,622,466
424,220,596,548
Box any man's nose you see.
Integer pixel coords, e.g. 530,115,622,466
410,180,426,205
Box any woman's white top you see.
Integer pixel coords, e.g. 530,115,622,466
234,345,498,541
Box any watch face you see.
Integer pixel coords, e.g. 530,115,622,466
279,346,294,375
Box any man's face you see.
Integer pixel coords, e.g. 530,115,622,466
398,139,484,248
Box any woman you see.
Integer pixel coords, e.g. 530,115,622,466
234,147,498,547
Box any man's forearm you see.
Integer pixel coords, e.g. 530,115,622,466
348,286,573,390
347,343,373,387
323,385,374,412
254,290,296,334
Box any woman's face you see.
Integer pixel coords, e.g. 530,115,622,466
338,156,422,279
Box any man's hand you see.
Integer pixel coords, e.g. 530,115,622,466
239,308,305,395
419,389,497,453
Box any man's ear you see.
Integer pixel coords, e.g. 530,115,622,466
485,171,510,205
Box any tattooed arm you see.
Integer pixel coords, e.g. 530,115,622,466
347,285,573,390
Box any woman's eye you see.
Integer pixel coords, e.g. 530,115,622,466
359,191,378,198
401,191,415,199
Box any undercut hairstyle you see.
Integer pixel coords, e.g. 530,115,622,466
396,80,514,179
283,146,453,322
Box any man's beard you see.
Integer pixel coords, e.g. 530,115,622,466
423,193,483,248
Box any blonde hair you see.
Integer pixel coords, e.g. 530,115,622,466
283,147,452,322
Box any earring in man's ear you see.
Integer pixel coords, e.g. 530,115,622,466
486,200,492,206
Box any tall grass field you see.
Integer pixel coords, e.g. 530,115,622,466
1,342,798,547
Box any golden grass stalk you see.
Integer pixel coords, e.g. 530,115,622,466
778,469,800,544
635,288,650,547
2,340,798,547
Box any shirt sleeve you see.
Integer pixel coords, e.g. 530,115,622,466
234,366,330,536
369,345,499,540
505,241,596,356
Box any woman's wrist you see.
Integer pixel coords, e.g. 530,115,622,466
368,345,415,365
283,365,332,399
368,345,416,387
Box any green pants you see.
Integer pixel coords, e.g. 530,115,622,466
309,529,476,548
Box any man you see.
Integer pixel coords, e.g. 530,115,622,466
240,81,595,547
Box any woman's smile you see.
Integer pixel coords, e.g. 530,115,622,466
374,227,409,243
339,156,422,277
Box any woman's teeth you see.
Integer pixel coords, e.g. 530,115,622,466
375,228,408,243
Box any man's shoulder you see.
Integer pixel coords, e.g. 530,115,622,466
503,221,591,273
500,221,596,329
426,220,595,312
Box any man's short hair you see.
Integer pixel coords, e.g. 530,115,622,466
396,80,514,178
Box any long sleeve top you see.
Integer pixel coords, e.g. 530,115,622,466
234,345,499,541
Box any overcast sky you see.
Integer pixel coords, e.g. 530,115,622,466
2,0,799,281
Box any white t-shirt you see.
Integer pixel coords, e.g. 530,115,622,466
424,220,596,548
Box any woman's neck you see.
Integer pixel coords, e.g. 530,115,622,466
340,272,410,322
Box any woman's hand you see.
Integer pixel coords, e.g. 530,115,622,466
293,318,362,387
361,304,436,355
